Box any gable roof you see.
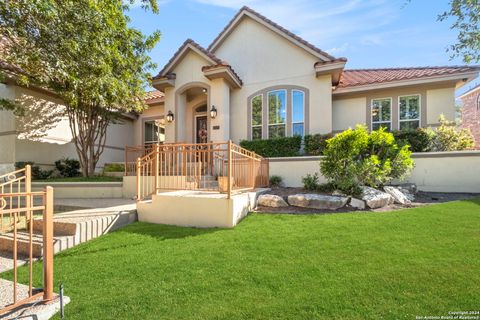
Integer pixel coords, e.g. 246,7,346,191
154,39,223,79
207,6,337,62
335,66,480,92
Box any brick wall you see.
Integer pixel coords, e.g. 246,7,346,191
460,86,480,149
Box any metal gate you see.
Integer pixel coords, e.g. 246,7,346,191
0,165,54,315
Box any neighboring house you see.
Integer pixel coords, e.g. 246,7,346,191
138,6,478,148
0,72,134,175
459,84,480,149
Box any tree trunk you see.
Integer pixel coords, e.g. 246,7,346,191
66,102,110,177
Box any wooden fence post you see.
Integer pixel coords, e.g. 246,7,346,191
227,140,232,199
43,186,54,301
136,158,141,201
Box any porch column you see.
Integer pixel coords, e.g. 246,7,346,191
209,78,230,142
164,87,176,143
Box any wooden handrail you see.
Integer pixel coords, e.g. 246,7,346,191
134,141,269,201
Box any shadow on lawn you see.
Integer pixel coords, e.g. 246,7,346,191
119,221,225,240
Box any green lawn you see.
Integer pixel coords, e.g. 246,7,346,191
4,198,480,319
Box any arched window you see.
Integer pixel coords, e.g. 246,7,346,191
249,86,308,140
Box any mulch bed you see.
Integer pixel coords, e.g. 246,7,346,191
253,187,480,215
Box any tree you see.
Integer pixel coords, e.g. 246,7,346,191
438,0,480,63
0,0,161,176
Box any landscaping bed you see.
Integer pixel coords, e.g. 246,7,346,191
255,187,480,214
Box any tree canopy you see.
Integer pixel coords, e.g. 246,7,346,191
0,0,161,176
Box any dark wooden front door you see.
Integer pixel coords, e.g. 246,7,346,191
196,116,208,143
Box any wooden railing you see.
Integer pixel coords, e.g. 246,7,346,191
0,166,54,316
135,141,269,201
124,145,155,176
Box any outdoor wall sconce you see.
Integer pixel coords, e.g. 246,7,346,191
166,110,174,123
210,105,217,119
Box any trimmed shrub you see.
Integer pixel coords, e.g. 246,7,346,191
55,158,81,177
427,115,475,151
302,173,319,191
240,136,302,157
392,128,433,152
269,175,283,187
104,163,125,173
14,161,52,180
320,125,414,195
304,133,333,155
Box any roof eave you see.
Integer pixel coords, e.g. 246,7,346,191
315,60,347,86
152,76,176,93
333,71,480,95
202,66,242,89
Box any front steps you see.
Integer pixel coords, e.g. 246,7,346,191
0,206,137,258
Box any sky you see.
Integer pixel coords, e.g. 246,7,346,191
127,0,479,95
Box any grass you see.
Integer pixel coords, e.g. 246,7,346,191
33,176,122,182
3,198,480,319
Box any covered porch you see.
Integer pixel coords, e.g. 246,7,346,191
124,141,269,228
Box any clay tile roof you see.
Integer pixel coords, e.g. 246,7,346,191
154,39,223,79
208,6,337,61
144,90,164,103
337,66,480,89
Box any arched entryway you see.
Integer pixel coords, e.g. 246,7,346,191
174,82,210,143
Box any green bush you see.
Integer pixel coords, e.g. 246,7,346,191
320,125,414,195
302,173,320,191
240,136,302,157
427,115,475,151
269,175,283,187
104,163,125,173
304,133,333,155
392,128,433,152
55,158,81,177
14,161,52,180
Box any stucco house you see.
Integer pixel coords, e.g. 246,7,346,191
459,84,480,149
0,68,133,174
1,6,479,175
135,6,478,148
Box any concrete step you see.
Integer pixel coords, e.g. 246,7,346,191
1,208,137,257
0,232,72,257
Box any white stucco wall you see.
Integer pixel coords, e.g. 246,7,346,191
0,84,133,172
426,87,456,124
0,84,17,174
213,16,333,142
332,97,367,131
269,151,480,193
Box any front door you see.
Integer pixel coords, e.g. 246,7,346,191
196,116,208,144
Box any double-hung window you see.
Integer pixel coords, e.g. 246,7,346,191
399,95,420,130
268,90,287,138
371,98,392,131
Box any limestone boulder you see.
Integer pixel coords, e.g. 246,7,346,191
360,186,394,209
349,197,366,210
383,186,411,205
288,194,348,210
257,194,288,207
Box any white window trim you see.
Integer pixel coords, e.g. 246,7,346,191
398,94,421,129
371,97,392,130
267,89,287,138
251,94,263,139
291,89,305,136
